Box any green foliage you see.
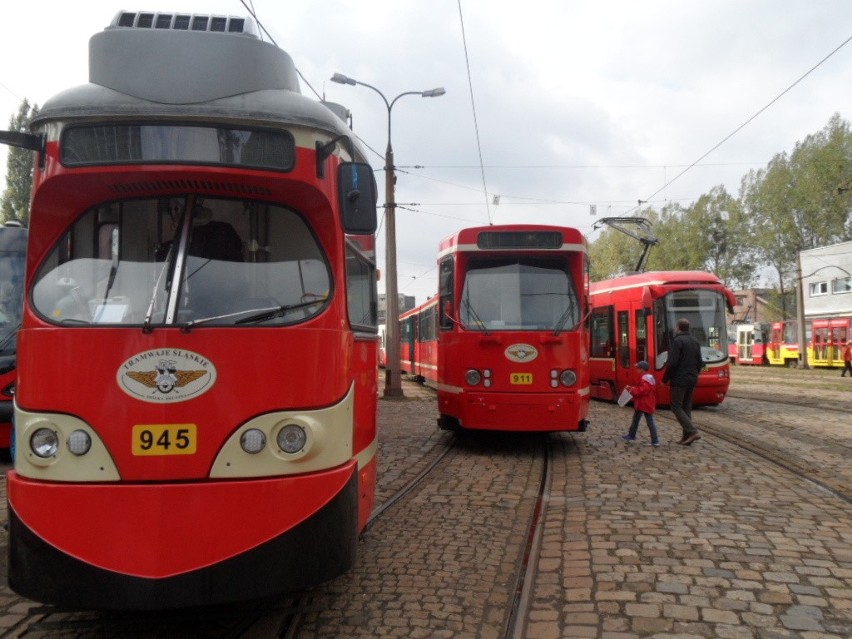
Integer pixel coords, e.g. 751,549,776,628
1,99,40,226
591,112,852,317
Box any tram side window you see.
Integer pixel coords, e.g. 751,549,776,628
634,309,648,363
618,311,630,369
590,306,613,358
654,299,669,369
345,244,377,332
439,257,453,330
419,306,437,343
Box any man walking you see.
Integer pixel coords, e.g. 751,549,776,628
662,317,703,445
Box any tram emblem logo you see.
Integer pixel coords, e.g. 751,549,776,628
117,349,217,403
505,343,538,363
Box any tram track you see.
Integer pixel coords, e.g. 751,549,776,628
275,431,457,638
656,406,852,504
503,435,551,639
726,388,852,415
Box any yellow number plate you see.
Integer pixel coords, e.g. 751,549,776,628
510,373,533,385
132,424,197,456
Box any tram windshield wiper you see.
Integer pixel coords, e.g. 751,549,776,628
461,295,489,335
234,298,328,326
552,301,578,337
180,298,329,331
142,243,177,334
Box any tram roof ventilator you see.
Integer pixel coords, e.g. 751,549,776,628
111,11,258,37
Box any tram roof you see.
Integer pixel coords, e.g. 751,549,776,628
589,270,726,295
31,13,364,158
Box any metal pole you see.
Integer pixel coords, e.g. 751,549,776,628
383,132,403,398
329,74,445,399
795,251,809,369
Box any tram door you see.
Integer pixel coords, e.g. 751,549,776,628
830,324,847,365
737,325,754,363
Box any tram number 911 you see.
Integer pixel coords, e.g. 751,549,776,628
510,373,533,385
132,424,197,455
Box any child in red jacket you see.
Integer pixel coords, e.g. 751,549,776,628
621,361,661,447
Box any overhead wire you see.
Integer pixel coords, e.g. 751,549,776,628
238,0,323,100
632,32,852,214
456,0,493,225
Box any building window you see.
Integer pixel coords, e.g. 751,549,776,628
832,277,852,294
809,281,828,296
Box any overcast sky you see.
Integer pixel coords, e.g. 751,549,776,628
2,1,851,302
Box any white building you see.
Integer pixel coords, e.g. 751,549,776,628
800,241,852,318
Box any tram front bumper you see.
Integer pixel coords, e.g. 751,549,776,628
6,461,359,609
455,389,588,431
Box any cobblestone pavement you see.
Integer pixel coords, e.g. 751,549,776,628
0,369,849,638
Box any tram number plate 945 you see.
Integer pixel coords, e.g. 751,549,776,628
132,424,197,456
510,373,533,385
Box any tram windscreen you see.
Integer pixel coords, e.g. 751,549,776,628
459,258,579,331
653,289,728,369
32,196,332,327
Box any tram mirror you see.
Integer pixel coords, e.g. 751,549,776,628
339,162,378,234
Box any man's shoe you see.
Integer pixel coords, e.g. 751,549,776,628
622,435,636,443
677,436,688,445
682,433,701,446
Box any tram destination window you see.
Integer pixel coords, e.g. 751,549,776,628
477,231,562,250
61,124,295,171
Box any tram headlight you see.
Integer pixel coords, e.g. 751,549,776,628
276,424,307,454
559,369,578,387
67,429,92,456
31,427,60,458
465,369,482,386
240,428,267,454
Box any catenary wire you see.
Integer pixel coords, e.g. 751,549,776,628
457,0,493,225
631,33,852,214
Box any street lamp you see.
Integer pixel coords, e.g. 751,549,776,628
331,72,445,399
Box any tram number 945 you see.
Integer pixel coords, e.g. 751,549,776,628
132,424,197,456
510,373,533,385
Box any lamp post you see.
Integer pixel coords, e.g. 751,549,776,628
331,73,445,398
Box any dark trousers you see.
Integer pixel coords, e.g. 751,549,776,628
629,410,659,443
669,384,697,438
842,361,852,377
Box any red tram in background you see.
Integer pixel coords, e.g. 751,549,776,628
401,224,590,432
0,222,27,454
767,319,802,367
589,271,736,407
0,11,379,609
727,322,770,365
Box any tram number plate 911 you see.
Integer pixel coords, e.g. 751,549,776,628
132,424,197,456
510,373,533,385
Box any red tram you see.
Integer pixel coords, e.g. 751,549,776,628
0,222,27,454
589,271,736,407
1,11,379,609
728,322,770,365
401,225,590,432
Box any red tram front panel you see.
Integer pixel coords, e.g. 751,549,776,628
3,12,379,610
